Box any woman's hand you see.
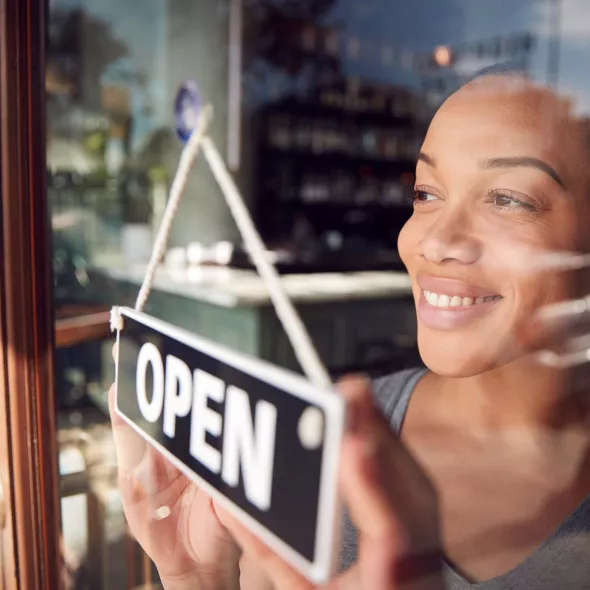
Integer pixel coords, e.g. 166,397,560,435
108,345,241,590
217,377,445,590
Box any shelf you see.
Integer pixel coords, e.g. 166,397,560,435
260,147,417,170
260,97,422,127
274,200,412,210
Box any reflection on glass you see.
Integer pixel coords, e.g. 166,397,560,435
46,0,590,588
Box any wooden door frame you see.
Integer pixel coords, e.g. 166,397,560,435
0,0,61,588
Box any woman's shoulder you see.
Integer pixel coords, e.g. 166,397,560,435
372,367,428,433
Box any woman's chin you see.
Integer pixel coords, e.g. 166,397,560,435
421,359,486,378
416,331,511,378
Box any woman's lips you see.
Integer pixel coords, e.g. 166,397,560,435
417,274,500,299
415,274,502,330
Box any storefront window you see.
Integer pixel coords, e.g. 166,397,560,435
46,0,590,587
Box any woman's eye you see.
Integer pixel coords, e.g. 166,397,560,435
494,194,521,208
413,190,439,204
491,192,537,211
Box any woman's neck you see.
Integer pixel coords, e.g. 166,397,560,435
433,359,590,434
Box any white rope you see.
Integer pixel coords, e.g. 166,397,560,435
201,136,332,389
134,103,332,390
135,105,213,312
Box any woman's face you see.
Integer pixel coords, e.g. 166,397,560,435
398,77,587,377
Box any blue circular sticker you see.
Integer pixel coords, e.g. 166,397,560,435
175,81,202,143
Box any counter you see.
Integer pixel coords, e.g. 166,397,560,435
101,265,418,378
103,265,413,308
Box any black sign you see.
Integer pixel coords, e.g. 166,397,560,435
113,307,345,583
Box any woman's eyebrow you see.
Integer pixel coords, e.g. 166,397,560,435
417,152,435,166
479,157,566,189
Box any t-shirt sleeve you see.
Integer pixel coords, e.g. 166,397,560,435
372,367,426,433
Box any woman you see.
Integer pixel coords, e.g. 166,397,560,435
110,73,590,589
340,72,590,589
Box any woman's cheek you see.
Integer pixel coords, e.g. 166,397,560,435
485,236,571,317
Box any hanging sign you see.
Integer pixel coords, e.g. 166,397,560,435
112,306,345,583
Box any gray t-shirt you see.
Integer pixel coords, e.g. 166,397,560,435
339,368,590,589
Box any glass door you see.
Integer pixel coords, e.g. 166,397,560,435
3,0,583,588
46,1,235,588
1,0,237,587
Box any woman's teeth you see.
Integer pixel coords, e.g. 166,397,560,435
423,290,499,308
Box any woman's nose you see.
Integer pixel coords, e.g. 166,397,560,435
419,212,480,265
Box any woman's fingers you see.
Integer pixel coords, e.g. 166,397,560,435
337,375,374,423
337,376,402,538
338,375,436,518
216,505,314,590
340,434,400,540
338,376,444,590
340,434,442,589
108,381,149,482
108,342,149,496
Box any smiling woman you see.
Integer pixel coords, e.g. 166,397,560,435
400,72,586,376
338,73,590,589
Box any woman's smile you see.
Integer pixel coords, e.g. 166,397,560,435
417,274,503,330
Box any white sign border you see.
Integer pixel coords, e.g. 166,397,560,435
113,306,346,584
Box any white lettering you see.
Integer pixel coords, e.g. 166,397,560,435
136,343,164,423
163,355,193,439
138,347,280,512
222,386,277,511
190,369,225,474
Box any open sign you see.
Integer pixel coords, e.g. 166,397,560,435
113,307,345,583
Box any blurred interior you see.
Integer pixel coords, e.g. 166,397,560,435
48,0,576,587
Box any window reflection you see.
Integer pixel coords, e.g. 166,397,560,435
47,0,590,587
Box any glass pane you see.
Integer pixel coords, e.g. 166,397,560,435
47,0,590,588
48,0,233,586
